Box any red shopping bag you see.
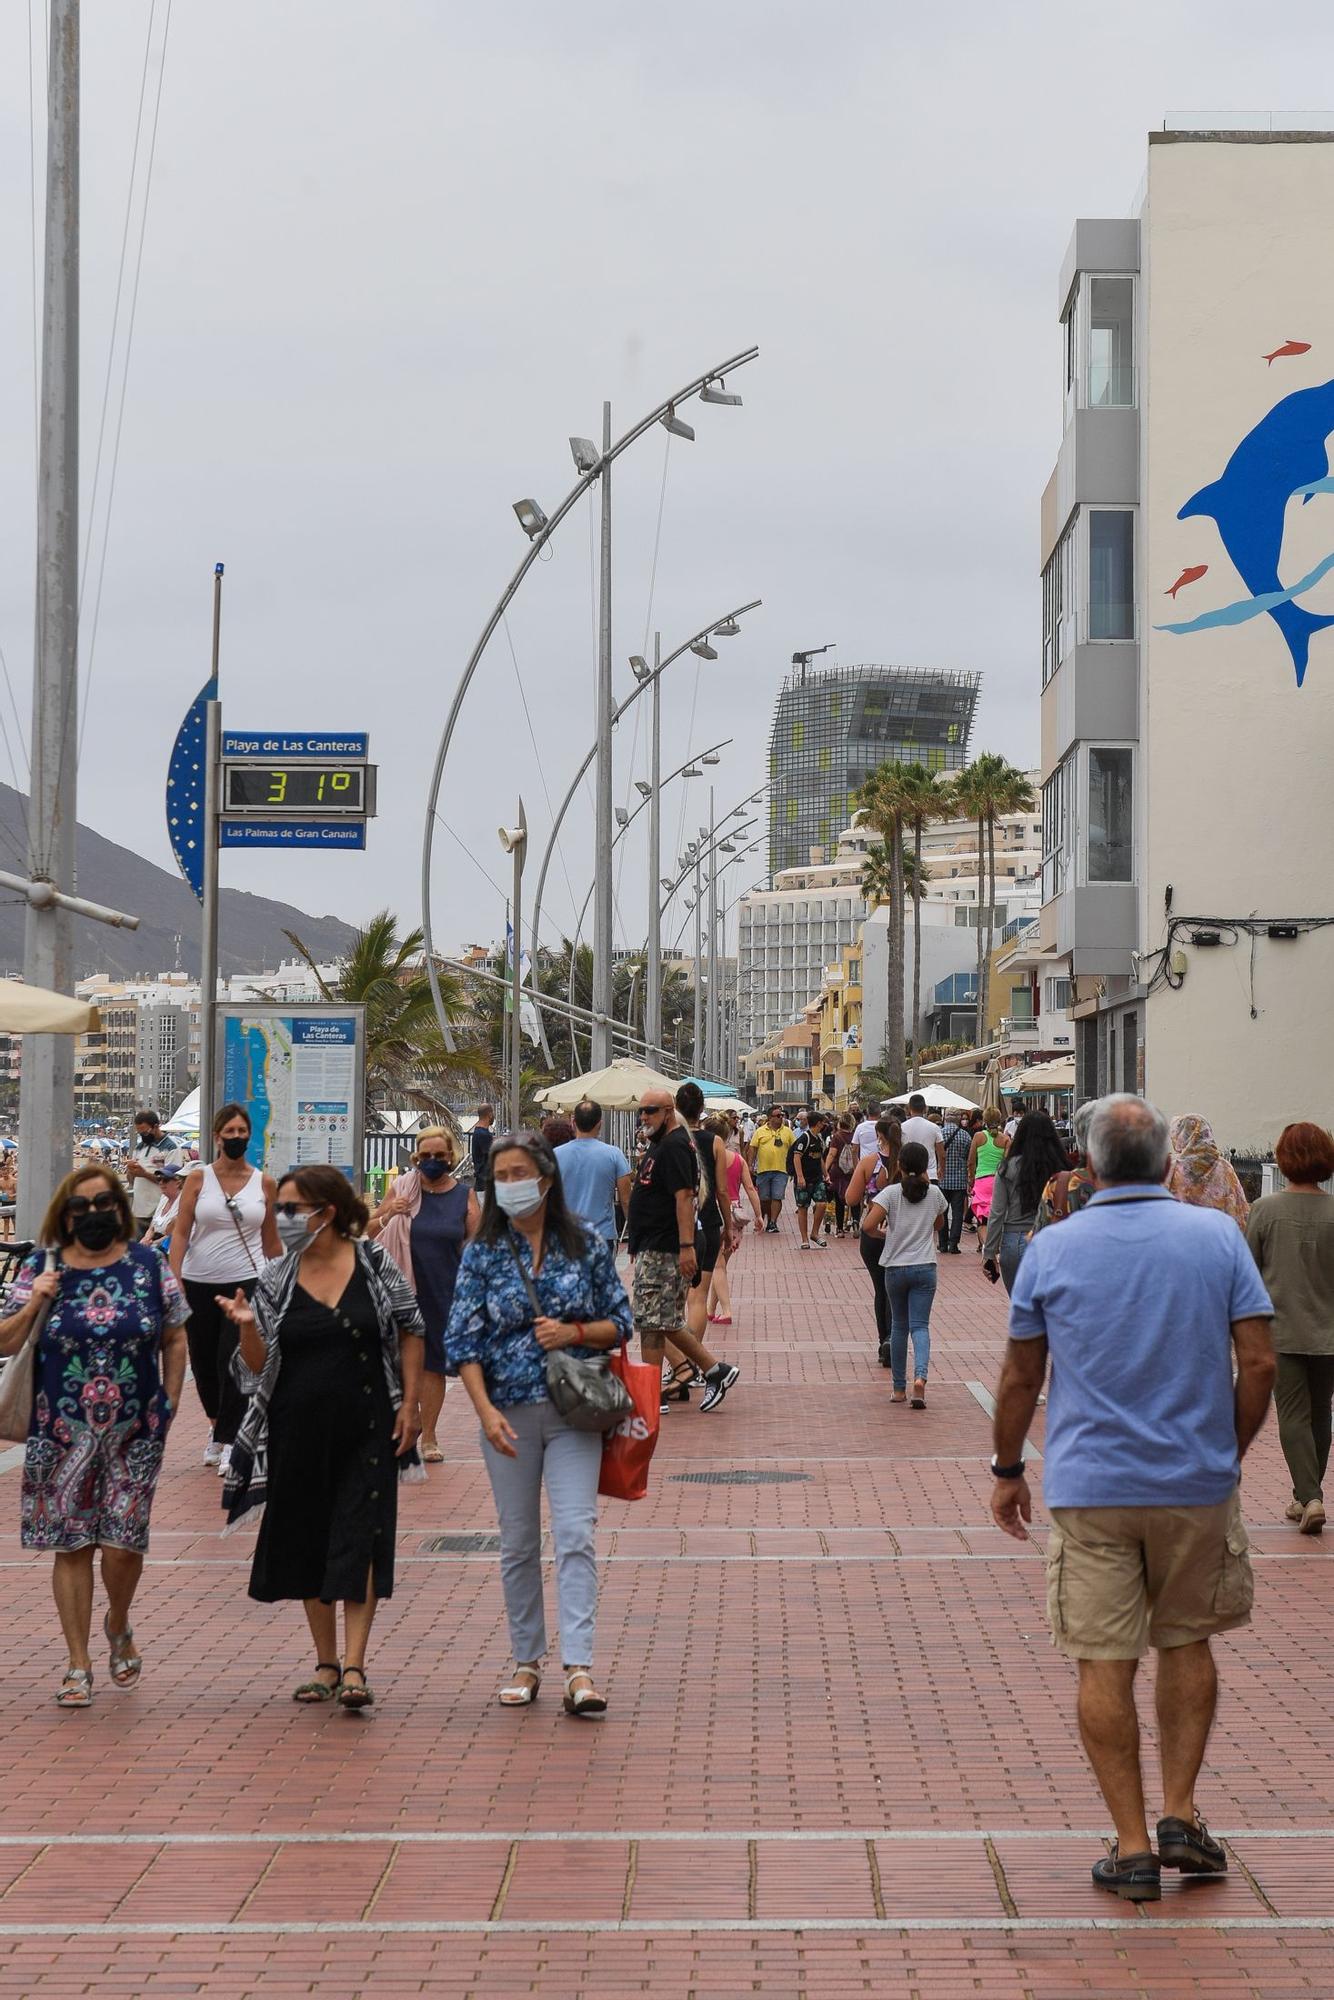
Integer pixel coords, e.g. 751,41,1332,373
598,1336,661,1503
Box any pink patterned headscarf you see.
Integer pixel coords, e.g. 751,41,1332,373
1166,1114,1250,1231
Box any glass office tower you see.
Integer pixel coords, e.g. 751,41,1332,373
767,663,980,879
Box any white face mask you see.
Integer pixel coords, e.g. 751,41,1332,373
277,1210,327,1254
493,1178,544,1219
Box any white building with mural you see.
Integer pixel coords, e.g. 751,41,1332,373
1033,126,1334,1149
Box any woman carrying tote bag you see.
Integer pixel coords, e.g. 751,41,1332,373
445,1129,633,1717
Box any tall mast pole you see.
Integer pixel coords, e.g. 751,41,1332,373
19,0,80,1238
645,632,662,1066
706,788,719,1077
590,401,614,1068
198,566,224,1150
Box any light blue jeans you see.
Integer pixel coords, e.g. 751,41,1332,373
480,1398,602,1667
883,1263,938,1391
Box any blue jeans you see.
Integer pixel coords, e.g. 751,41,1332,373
999,1226,1029,1297
883,1263,937,1391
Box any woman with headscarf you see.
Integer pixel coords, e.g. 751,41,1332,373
1166,1114,1249,1231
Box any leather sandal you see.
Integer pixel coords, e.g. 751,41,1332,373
498,1664,541,1707
104,1615,142,1689
293,1661,341,1704
337,1666,374,1711
55,1665,93,1708
562,1668,607,1717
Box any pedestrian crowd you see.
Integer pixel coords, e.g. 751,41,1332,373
0,1075,1326,1915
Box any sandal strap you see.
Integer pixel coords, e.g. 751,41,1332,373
340,1665,367,1682
315,1661,341,1673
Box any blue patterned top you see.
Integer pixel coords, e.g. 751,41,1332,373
444,1226,633,1408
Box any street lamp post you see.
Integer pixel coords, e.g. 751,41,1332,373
645,631,662,1064
706,789,719,1077
498,804,527,1132
591,402,614,1068
421,351,758,1058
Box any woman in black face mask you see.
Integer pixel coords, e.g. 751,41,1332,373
367,1127,480,1464
0,1168,190,1707
168,1103,281,1480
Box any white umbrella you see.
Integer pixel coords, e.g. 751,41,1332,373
536,1057,681,1113
0,979,100,1035
912,1082,980,1112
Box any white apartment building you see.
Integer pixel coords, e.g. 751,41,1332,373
1030,127,1334,1147
736,863,868,1056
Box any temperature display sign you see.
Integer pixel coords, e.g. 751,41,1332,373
223,763,372,816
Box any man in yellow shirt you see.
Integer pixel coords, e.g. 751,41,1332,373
748,1107,796,1234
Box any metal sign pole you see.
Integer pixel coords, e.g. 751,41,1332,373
198,565,223,1151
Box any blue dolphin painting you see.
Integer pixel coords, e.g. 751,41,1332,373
1176,376,1334,685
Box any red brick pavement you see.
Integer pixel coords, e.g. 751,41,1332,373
1,1216,1332,1993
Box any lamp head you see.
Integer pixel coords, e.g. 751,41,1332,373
628,654,651,682
713,616,741,636
701,752,721,766
690,639,719,661
682,766,701,779
569,436,600,474
700,379,742,406
660,407,696,441
635,781,652,799
614,806,629,827
512,498,548,538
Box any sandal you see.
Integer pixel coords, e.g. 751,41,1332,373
890,1389,907,1403
562,1667,607,1717
55,1666,93,1708
292,1661,342,1704
104,1616,142,1689
498,1664,541,1707
337,1666,374,1711
661,1360,693,1405
421,1443,445,1464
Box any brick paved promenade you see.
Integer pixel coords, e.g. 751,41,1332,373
2,1221,1334,1994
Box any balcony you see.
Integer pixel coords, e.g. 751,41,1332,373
998,1015,1041,1049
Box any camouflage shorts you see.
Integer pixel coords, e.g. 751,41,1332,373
632,1249,688,1337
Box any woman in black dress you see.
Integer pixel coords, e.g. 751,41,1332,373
217,1166,424,1710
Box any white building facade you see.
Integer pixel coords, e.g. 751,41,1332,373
1040,129,1334,1148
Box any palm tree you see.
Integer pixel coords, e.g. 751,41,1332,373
895,763,950,1087
284,911,491,1123
860,841,921,908
951,757,1035,1045
857,763,915,1094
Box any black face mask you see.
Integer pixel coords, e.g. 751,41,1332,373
418,1157,450,1181
72,1211,120,1253
220,1136,249,1161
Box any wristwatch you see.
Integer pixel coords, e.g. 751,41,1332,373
990,1455,1026,1480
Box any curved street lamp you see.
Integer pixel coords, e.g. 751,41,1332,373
421,348,759,1056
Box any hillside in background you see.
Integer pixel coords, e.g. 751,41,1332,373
0,783,357,979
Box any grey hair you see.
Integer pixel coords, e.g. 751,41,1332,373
1072,1099,1098,1154
1086,1095,1170,1184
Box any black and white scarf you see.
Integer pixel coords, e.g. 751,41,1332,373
221,1235,426,1534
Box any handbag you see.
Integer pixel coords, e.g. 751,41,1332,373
506,1236,631,1435
0,1250,57,1446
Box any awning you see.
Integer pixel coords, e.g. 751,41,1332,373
1016,1057,1076,1090
0,978,100,1034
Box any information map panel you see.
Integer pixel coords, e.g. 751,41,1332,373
219,1004,365,1185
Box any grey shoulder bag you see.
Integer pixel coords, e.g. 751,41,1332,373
506,1233,631,1435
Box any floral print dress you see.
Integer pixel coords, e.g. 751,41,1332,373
8,1243,188,1554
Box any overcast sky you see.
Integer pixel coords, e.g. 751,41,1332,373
1,0,1330,970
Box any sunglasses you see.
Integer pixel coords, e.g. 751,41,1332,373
66,1191,118,1217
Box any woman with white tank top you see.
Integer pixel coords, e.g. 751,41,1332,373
169,1102,280,1475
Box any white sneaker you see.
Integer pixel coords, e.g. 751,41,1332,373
216,1446,232,1479
202,1438,222,1467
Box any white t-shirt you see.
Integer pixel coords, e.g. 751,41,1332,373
852,1118,880,1158
873,1182,948,1267
1004,1117,1020,1140
128,1128,183,1220
899,1116,944,1180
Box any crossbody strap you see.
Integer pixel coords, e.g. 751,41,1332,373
505,1231,545,1318
220,1169,260,1274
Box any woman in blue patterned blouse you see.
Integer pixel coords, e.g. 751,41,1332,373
446,1129,632,1716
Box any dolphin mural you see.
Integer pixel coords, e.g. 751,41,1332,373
1172,375,1334,686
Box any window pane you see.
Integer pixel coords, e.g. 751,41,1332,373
1088,511,1133,640
1087,747,1133,882
1088,278,1134,407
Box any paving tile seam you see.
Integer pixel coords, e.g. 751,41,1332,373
0,1548,1312,1568
3,1916,1334,1935
3,1827,1330,1845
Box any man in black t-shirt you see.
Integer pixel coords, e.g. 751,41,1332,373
627,1088,739,1414
791,1111,831,1250
469,1104,495,1184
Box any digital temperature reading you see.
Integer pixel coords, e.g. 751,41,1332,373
223,764,367,814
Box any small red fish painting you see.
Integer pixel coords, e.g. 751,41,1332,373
1166,564,1208,599
1262,340,1312,366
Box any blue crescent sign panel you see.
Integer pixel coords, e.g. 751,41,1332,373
166,677,214,903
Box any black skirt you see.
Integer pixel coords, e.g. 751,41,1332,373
249,1264,398,1605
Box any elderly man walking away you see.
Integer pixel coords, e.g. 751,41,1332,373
990,1095,1276,1904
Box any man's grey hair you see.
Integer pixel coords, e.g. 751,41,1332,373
1086,1094,1171,1183
1072,1099,1098,1155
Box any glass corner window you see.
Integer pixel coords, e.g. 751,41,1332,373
1086,746,1133,883
1088,277,1135,409
1087,510,1134,641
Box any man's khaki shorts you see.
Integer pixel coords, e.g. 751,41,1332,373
632,1249,687,1338
1045,1492,1252,1660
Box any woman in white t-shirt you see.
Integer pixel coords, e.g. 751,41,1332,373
861,1142,947,1409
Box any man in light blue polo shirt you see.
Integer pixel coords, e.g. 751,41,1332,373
554,1099,632,1248
989,1094,1275,1907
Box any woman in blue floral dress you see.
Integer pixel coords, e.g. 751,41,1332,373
0,1166,189,1707
446,1129,632,1718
